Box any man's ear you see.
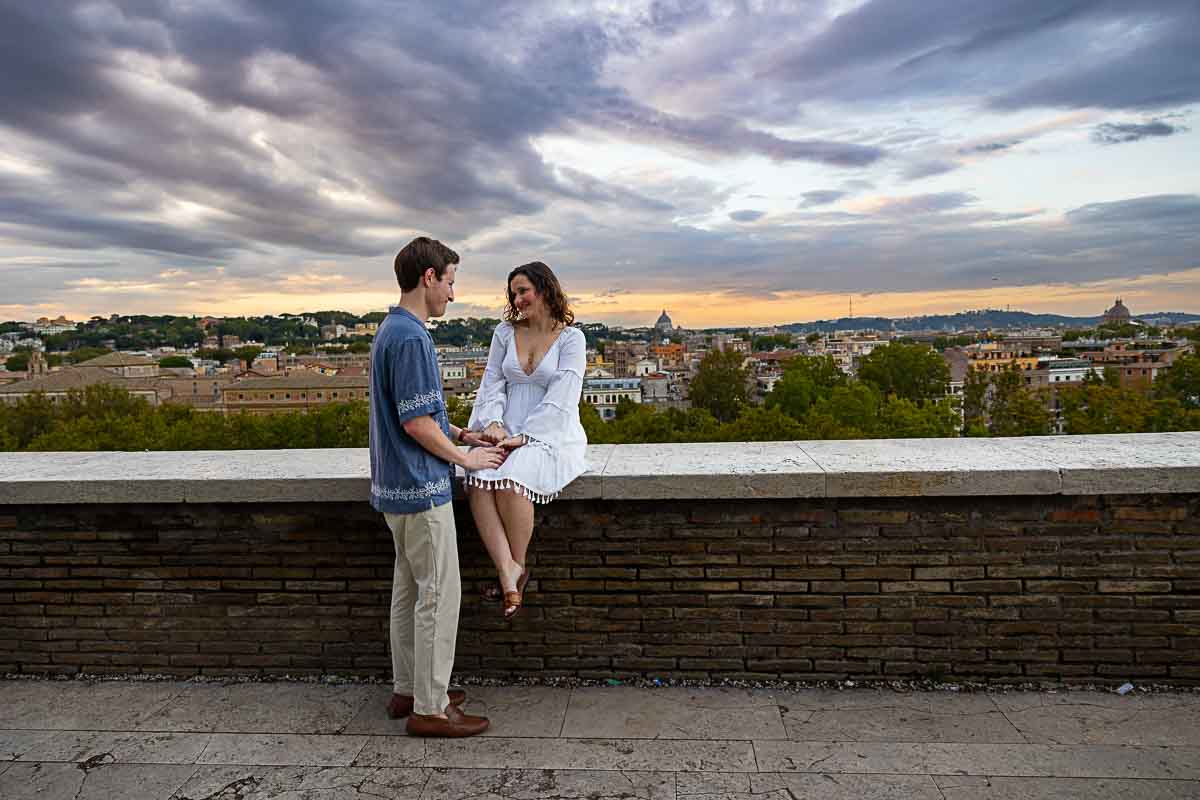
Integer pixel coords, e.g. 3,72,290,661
423,266,435,287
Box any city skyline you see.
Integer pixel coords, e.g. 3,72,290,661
2,2,1198,327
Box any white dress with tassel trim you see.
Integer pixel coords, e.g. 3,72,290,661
465,321,588,503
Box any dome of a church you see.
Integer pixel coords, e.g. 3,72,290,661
1103,298,1131,323
655,309,673,329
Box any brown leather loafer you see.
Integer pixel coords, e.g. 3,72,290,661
406,702,489,738
387,688,466,719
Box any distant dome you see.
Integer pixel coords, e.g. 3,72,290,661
655,309,673,330
1103,298,1131,323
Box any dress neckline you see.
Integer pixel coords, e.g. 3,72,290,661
512,324,567,377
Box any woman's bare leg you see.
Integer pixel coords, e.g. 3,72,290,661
495,489,536,568
468,486,523,591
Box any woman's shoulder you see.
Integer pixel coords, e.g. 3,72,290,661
561,325,585,343
493,320,515,339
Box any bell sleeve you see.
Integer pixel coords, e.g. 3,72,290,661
514,328,585,451
468,322,510,430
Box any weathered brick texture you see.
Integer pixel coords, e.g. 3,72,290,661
1,494,1197,684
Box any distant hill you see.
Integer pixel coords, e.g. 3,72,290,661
779,309,1200,333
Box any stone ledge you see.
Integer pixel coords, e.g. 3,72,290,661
1,432,1199,504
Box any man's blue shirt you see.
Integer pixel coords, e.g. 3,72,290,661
368,306,453,513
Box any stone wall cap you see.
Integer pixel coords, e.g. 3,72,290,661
2,432,1199,504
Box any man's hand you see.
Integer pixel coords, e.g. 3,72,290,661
481,422,508,444
459,429,490,448
498,435,526,450
463,446,507,471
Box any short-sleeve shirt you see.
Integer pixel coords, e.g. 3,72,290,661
368,306,453,514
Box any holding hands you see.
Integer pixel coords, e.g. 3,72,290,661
463,445,507,471
480,422,509,444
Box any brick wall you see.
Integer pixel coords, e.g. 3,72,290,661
1,494,1197,684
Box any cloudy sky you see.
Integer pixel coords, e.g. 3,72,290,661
1,0,1198,328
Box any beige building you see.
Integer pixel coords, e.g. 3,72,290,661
222,373,370,415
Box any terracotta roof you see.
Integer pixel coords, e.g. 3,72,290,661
0,367,165,395
76,351,158,368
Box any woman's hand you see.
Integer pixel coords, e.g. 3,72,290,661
459,429,489,448
498,435,526,450
481,422,509,444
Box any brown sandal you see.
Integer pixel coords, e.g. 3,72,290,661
502,569,531,620
503,590,522,619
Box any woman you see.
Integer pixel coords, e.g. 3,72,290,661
464,262,588,619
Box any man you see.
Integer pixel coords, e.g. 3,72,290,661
369,236,506,737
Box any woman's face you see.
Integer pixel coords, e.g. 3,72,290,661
509,274,544,320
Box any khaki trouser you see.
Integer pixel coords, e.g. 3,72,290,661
384,502,461,716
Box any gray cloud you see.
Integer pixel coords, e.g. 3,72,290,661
0,0,1197,319
1092,120,1188,145
959,141,1019,154
799,190,846,208
729,210,765,222
902,160,962,181
873,192,978,215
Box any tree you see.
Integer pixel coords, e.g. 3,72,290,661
1059,383,1161,434
805,332,822,344
158,355,194,369
445,395,471,429
766,355,847,421
961,366,989,435
878,396,960,438
5,353,29,372
856,342,949,403
1,392,57,448
718,405,806,441
752,333,793,351
987,365,1053,436
1154,352,1200,409
233,346,264,366
688,349,751,423
801,383,882,439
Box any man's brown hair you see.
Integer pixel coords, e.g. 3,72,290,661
394,236,460,292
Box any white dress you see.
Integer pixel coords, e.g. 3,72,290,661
465,321,588,503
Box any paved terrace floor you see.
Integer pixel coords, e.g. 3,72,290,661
1,680,1199,799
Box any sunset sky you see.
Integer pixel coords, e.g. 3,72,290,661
2,1,1198,328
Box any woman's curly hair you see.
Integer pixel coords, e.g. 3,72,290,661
504,261,574,326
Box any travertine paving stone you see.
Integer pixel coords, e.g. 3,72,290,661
171,764,430,800
0,680,185,730
676,771,943,799
196,733,368,767
934,775,1200,800
753,741,1200,779
0,762,196,800
992,691,1200,747
0,730,57,760
18,731,211,765
420,768,676,800
342,684,570,738
422,737,758,772
136,681,374,734
3,681,1200,798
562,687,787,740
778,689,1025,743
756,772,943,799
351,735,428,767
